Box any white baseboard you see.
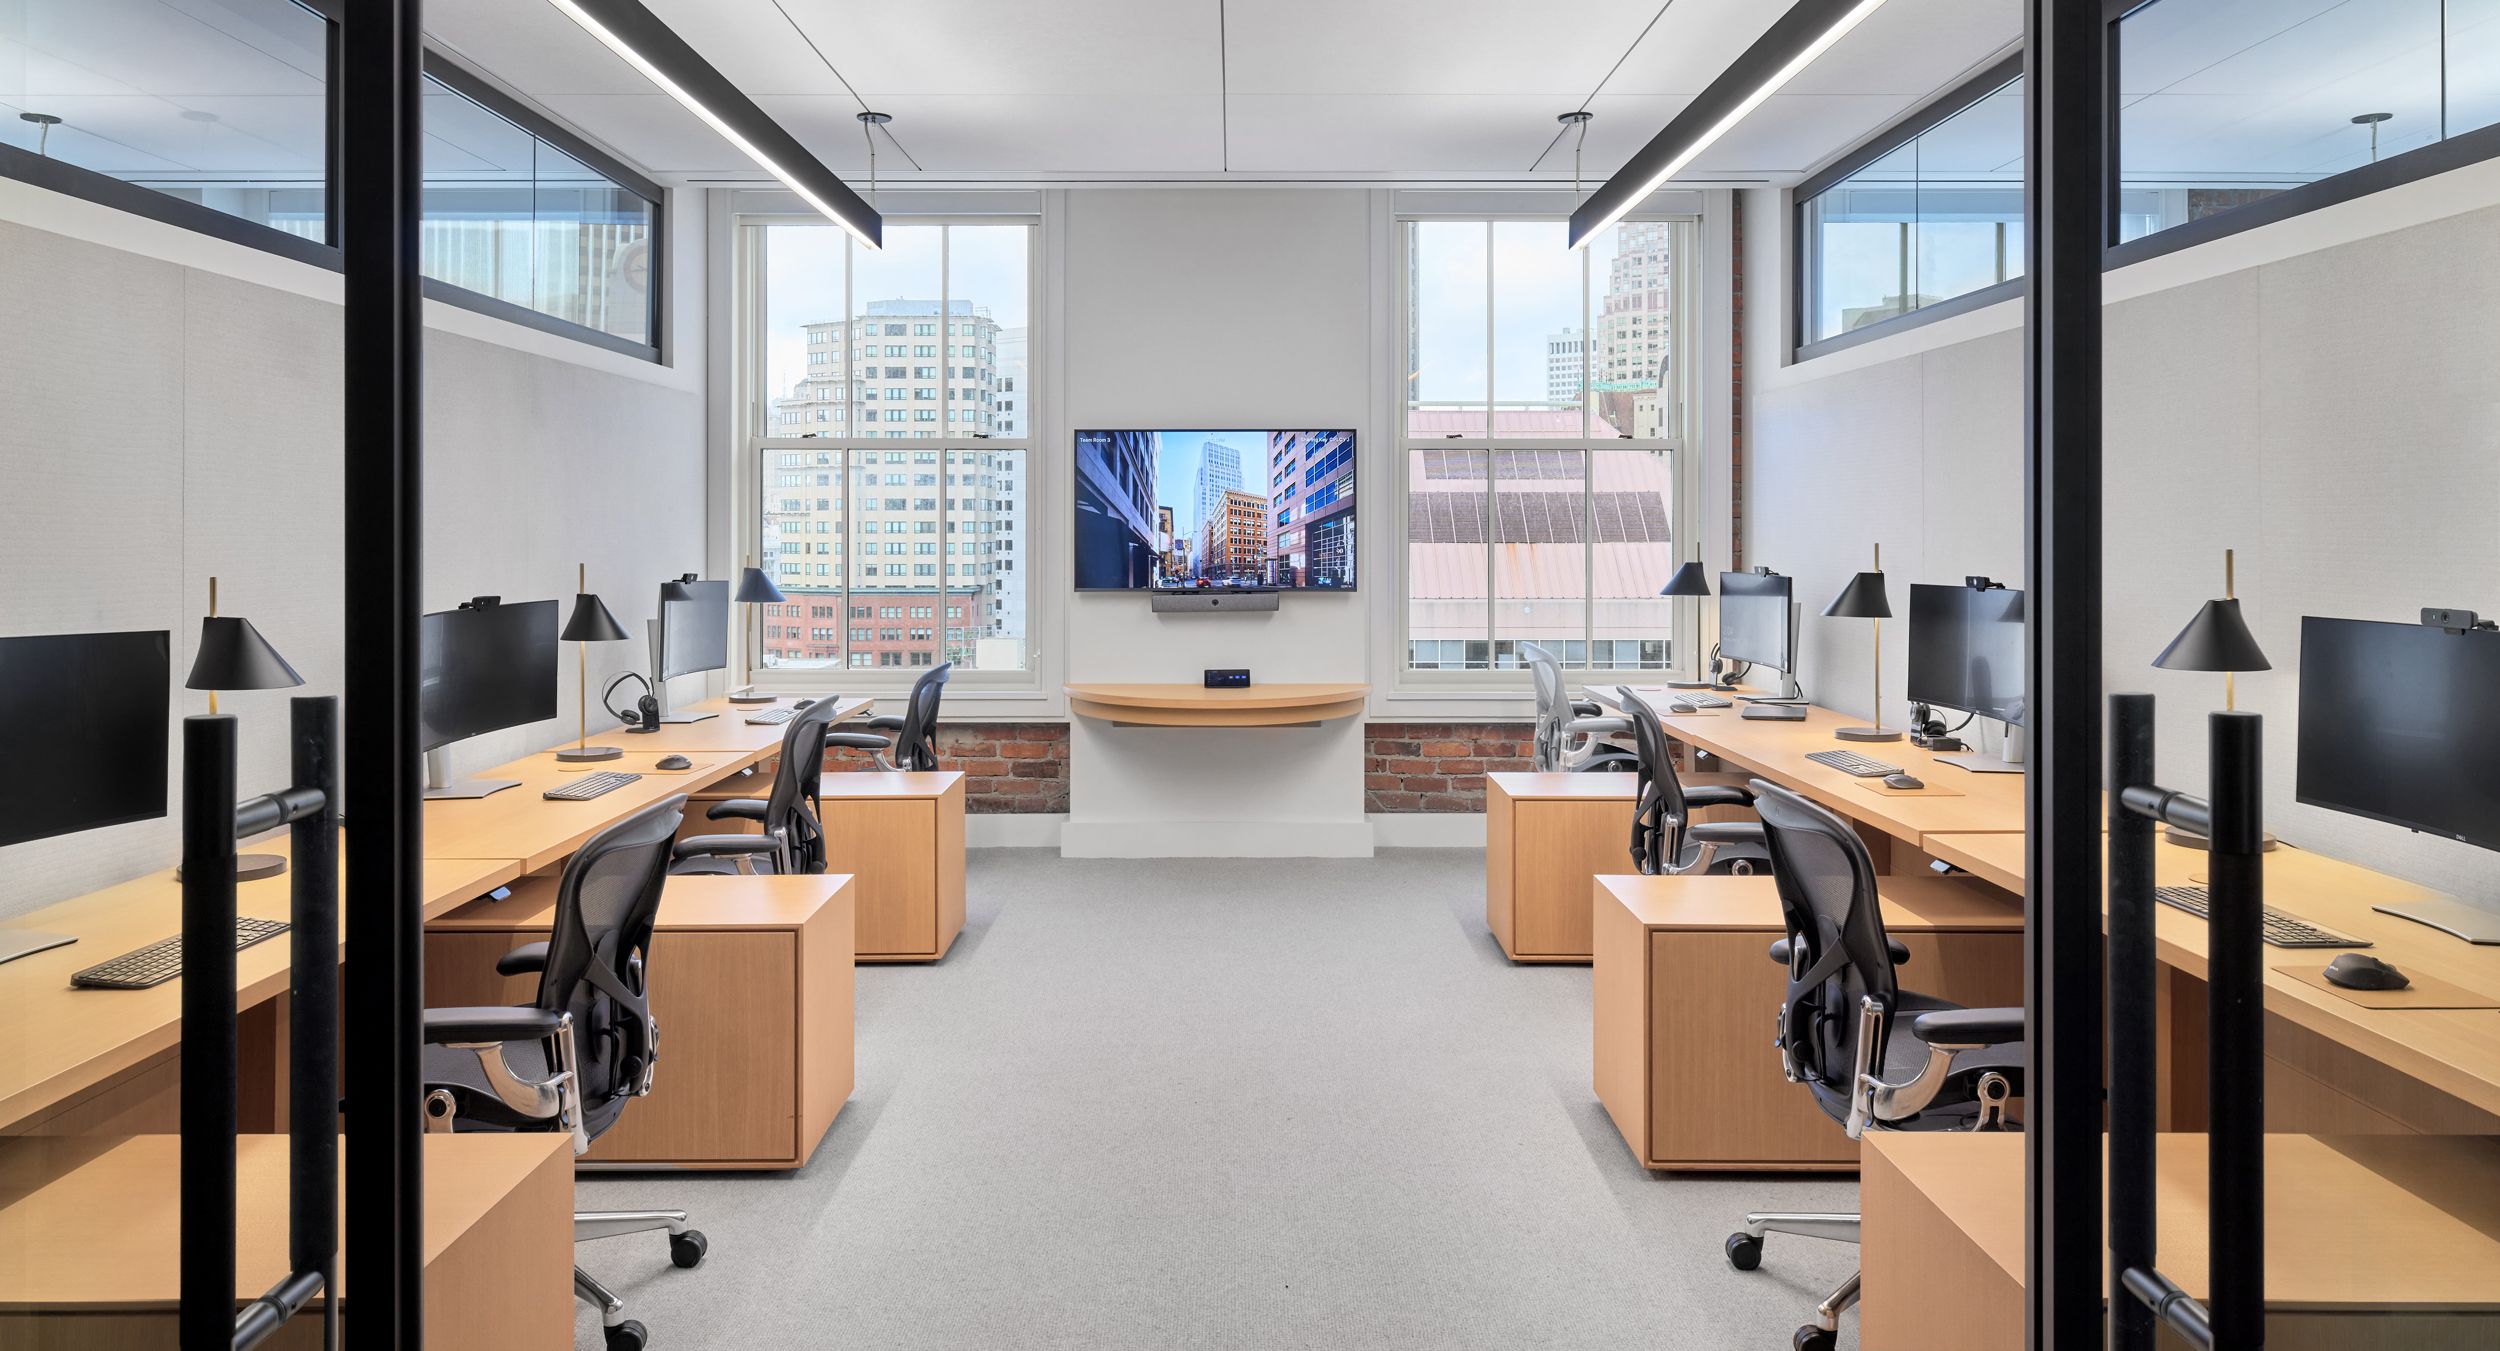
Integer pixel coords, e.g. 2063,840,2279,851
967,813,1067,848
1367,812,1486,848
1057,819,1376,858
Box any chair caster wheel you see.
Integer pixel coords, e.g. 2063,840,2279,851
1793,1324,1837,1351
1725,1233,1763,1271
605,1320,649,1351
670,1230,708,1269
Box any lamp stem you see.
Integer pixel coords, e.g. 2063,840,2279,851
577,564,590,752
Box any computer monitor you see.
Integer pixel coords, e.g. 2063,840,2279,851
659,579,730,680
418,599,557,798
1717,570,1795,674
1907,583,2027,725
0,630,171,849
2297,616,2500,854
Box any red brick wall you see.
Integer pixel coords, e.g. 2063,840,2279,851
930,723,1070,814
1364,722,1535,813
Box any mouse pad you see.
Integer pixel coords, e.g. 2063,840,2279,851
2278,963,2500,1010
1853,779,1964,798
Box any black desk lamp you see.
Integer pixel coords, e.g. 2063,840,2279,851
729,557,787,705
186,577,303,880
558,563,632,764
2153,547,2276,849
1659,559,1719,690
1824,544,1900,743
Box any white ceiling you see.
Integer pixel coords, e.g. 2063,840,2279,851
412,0,2024,184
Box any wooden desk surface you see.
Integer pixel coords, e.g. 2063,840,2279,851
1487,771,1637,801
0,1133,569,1311
1867,1131,2500,1309
422,751,743,872
1065,682,1369,727
1597,873,2024,933
0,844,521,1131
432,870,855,932
597,695,870,763
1925,832,2500,1117
1593,688,2029,843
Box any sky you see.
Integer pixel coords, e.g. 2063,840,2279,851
763,222,1030,404
1153,431,1274,539
1410,220,1636,408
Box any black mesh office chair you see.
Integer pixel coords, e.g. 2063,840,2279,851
419,796,706,1351
1722,780,2024,1351
1624,691,1770,875
825,661,950,771
671,695,843,876
1523,642,1637,773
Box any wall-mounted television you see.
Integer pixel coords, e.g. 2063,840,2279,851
1075,429,1356,591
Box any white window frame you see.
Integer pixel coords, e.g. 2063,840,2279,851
1392,211,1704,692
732,214,1041,694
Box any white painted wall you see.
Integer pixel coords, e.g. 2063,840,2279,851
0,180,708,918
1053,189,1377,856
1741,157,2500,906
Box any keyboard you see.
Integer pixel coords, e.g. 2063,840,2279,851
71,916,291,990
744,708,796,725
2151,885,2371,949
1807,749,1905,778
1682,693,1733,709
544,771,641,802
1742,704,1807,721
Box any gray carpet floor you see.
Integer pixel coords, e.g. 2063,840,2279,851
575,849,1862,1349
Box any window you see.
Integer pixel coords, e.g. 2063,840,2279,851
1401,216,1692,677
749,220,1032,676
1799,68,2022,347
2116,0,2495,250
0,0,332,249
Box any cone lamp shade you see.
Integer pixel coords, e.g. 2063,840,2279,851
185,578,302,880
1659,561,1711,598
2152,548,2277,849
1824,545,1900,742
734,567,786,605
729,561,789,703
557,565,632,763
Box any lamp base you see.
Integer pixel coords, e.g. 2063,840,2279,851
556,745,624,764
1835,726,1904,743
2164,824,2281,852
177,853,287,883
1664,679,1711,690
727,690,778,705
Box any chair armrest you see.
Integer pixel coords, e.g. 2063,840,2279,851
422,1006,564,1046
1564,716,1631,737
1911,1007,2026,1049
673,833,779,862
704,798,768,823
1683,782,1756,810
1569,699,1603,718
861,714,906,731
1768,936,1911,967
495,942,550,978
823,731,893,751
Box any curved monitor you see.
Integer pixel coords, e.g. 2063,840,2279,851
661,580,730,679
1906,583,2026,724
1717,570,1795,674
2297,616,2500,854
1075,430,1356,591
418,600,558,752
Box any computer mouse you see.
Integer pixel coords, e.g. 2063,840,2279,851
2322,953,2409,991
1884,774,1924,791
656,754,693,771
1668,701,1697,714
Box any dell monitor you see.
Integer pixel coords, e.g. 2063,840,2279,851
1907,582,2028,773
418,598,558,798
2297,616,2500,854
649,578,729,723
0,630,171,959
1717,570,1799,697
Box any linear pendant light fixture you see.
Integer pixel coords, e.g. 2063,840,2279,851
1569,0,1889,248
544,0,882,247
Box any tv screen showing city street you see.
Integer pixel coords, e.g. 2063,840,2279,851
1074,430,1357,591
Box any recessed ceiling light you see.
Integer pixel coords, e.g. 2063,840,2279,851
1570,0,1890,248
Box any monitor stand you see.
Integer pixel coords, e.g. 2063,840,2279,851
422,745,519,800
1936,721,2027,774
1739,673,1806,704
0,930,78,967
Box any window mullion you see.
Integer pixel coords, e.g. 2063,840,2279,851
1483,221,1498,666
939,224,951,665
840,234,855,669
